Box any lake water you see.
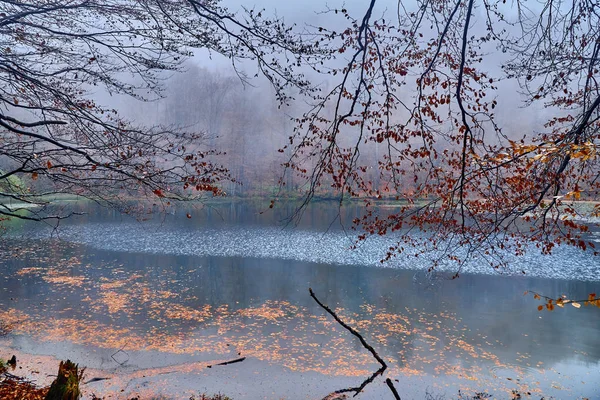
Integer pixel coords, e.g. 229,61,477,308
0,201,599,399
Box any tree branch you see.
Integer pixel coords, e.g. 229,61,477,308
309,288,400,398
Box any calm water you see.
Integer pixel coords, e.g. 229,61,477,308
0,201,599,399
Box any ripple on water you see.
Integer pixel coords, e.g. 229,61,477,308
17,221,600,281
489,364,540,379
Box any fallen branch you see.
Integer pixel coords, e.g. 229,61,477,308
309,288,401,398
216,357,246,366
2,371,31,382
206,357,246,368
83,377,111,385
385,378,401,400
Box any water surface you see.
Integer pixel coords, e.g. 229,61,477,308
0,201,598,399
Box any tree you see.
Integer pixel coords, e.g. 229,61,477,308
160,66,301,197
2,0,599,272
281,0,600,272
0,0,322,223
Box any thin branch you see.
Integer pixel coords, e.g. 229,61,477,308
309,288,391,398
385,378,401,400
206,357,246,368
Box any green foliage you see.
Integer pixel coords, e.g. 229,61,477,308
0,170,25,194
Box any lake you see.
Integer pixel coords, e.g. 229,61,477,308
0,201,599,399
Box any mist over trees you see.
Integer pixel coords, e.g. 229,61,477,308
157,66,293,197
0,0,323,222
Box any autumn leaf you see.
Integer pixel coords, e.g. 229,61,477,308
565,190,581,200
153,189,165,198
31,172,38,180
537,305,543,311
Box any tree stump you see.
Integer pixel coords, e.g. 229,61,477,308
45,360,84,400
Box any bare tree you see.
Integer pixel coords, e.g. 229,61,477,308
5,0,597,269
281,0,600,270
0,0,325,223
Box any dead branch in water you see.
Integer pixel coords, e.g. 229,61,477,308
206,357,246,368
385,378,401,400
309,288,401,399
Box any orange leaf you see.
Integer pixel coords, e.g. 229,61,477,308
537,305,543,311
31,172,38,180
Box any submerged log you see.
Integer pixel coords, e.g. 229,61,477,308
45,360,84,400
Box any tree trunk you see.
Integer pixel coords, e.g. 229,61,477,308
45,360,84,400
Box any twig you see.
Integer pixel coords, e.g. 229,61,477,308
310,288,401,398
1,371,25,381
111,346,129,366
216,357,246,366
206,357,246,368
309,288,386,368
385,378,401,400
83,377,111,385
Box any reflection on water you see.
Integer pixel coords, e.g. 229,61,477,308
0,201,599,399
